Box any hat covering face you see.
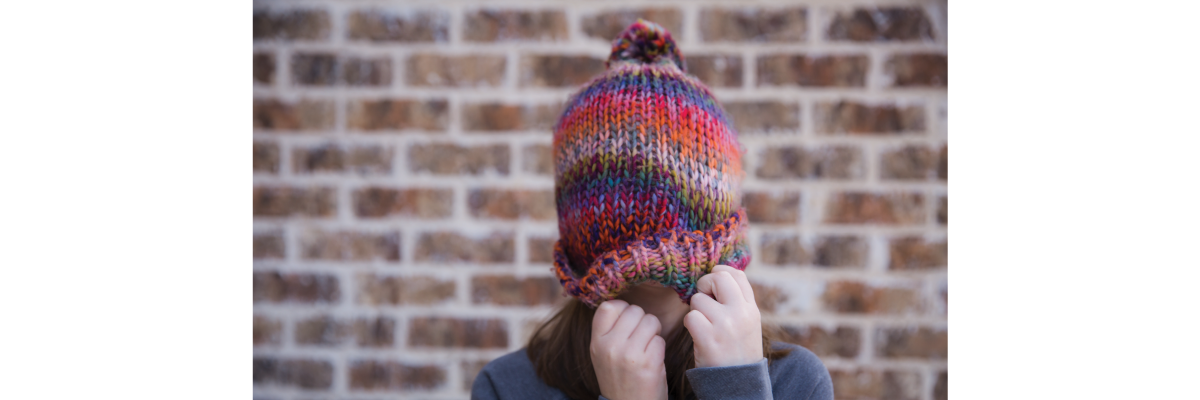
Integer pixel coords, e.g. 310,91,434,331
551,20,750,308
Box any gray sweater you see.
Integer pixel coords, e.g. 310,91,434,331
470,342,833,400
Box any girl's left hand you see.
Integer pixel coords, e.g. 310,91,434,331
684,264,764,368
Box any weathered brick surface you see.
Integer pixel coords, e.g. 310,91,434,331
889,237,947,270
743,191,801,224
347,99,449,132
687,55,743,87
888,53,948,87
253,9,330,41
939,145,948,180
415,231,514,263
777,326,860,358
937,195,948,225
934,371,948,400
253,141,279,173
293,144,392,175
822,281,925,315
825,192,925,225
815,101,925,135
876,327,948,359
526,237,557,264
407,54,506,87
408,143,509,175
408,317,509,348
348,360,446,391
253,99,335,131
757,146,863,180
815,236,868,268
881,145,940,180
468,189,555,220
520,55,606,87
471,275,561,306
749,281,788,313
724,101,800,133
291,53,337,86
253,231,285,259
757,55,868,87
699,7,807,42
759,234,810,266
358,274,457,305
253,315,282,345
348,9,449,42
253,358,334,389
522,144,553,175
353,187,453,219
253,186,336,217
253,52,274,84
343,56,394,86
299,230,401,261
465,9,567,42
827,8,935,42
253,272,340,303
462,103,561,131
581,9,682,41
830,369,922,400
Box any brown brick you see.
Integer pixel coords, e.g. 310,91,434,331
815,101,925,135
253,231,285,259
884,370,923,400
292,144,392,175
581,9,682,41
827,8,935,42
881,145,938,180
252,186,336,217
253,315,282,346
888,53,947,87
253,272,340,303
253,98,335,131
358,274,456,306
462,360,490,391
749,281,787,313
522,144,553,175
408,317,509,348
463,103,562,132
468,189,555,220
354,317,396,347
353,187,453,219
889,237,947,270
757,54,867,87
527,237,557,264
815,236,867,268
347,99,449,132
724,101,800,133
822,281,924,315
407,54,506,87
344,56,393,86
743,191,800,224
348,9,448,42
937,195,947,225
777,326,859,358
687,55,743,87
299,230,401,261
830,369,921,400
464,9,567,42
934,371,948,400
415,231,514,264
757,146,863,180
471,275,561,306
700,7,807,42
291,53,337,86
409,143,509,175
938,145,948,180
253,141,279,174
348,360,446,391
758,234,810,266
253,358,333,389
825,192,925,225
295,315,348,346
876,327,948,359
253,9,330,41
520,55,606,87
253,52,274,84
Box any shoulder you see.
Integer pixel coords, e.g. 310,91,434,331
480,348,537,376
472,348,568,400
767,342,834,400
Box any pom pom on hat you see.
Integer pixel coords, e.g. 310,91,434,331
606,19,686,72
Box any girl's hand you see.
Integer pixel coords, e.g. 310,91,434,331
684,265,765,368
590,299,669,400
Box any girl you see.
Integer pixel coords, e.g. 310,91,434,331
471,20,834,400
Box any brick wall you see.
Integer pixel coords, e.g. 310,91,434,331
252,0,947,399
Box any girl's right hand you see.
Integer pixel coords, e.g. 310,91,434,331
590,299,668,400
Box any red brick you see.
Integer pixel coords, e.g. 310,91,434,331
253,141,279,173
881,145,939,180
295,315,348,346
748,281,787,313
758,234,810,266
724,101,800,133
522,144,553,175
468,189,555,220
461,360,490,391
581,9,682,41
407,54,506,87
814,101,925,135
687,55,743,87
347,99,448,132
743,191,800,224
888,237,947,270
527,237,557,264
471,275,561,306
348,360,446,391
290,52,337,86
937,195,947,225
348,9,448,42
876,326,948,359
253,9,330,41
415,231,514,264
520,55,606,87
699,7,807,42
299,230,401,261
462,103,562,132
827,8,935,42
757,146,863,180
814,236,867,268
408,143,509,175
777,325,860,358
253,98,335,131
253,315,282,346
353,187,453,219
934,371,948,400
343,56,393,86
354,317,396,347
822,281,924,315
464,9,567,42
888,53,947,87
253,231,285,259
292,144,392,175
254,272,340,303
884,370,924,400
757,54,868,87
253,186,336,217
357,274,457,306
408,317,508,348
253,358,333,389
830,369,922,400
938,145,947,180
253,52,274,84
824,192,925,225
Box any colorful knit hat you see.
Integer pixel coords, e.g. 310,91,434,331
551,20,750,308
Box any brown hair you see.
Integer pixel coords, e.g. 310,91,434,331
527,298,792,400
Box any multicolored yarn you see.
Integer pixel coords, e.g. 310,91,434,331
551,19,751,308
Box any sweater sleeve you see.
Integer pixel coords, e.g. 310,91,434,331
685,358,773,400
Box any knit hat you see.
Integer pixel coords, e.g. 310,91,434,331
551,19,750,308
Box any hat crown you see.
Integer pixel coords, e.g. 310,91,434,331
606,19,685,72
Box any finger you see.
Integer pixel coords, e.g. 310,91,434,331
607,304,646,339
683,309,712,342
592,299,629,338
701,271,745,305
628,314,662,348
646,335,666,361
689,292,723,321
713,264,756,304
